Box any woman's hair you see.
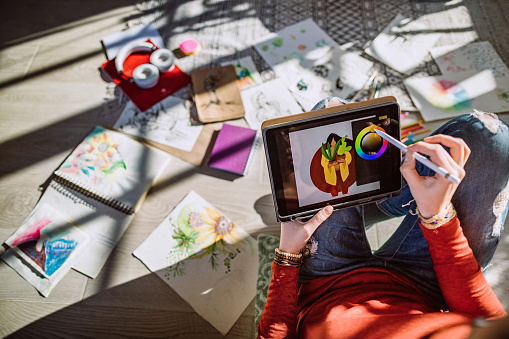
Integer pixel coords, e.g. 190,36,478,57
327,133,341,144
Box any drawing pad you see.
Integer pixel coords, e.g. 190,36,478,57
262,98,402,222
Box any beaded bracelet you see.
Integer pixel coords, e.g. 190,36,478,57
274,248,302,267
417,203,456,229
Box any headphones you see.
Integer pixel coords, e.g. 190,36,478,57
115,39,175,89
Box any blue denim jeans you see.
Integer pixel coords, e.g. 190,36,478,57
299,97,509,307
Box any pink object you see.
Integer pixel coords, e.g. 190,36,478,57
179,39,200,55
9,218,51,247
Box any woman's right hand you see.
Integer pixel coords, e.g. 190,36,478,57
400,134,470,218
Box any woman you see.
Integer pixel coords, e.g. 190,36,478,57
258,97,509,338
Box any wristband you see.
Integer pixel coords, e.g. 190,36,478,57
274,248,302,267
417,203,456,229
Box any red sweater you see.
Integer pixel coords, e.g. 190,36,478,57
258,217,506,338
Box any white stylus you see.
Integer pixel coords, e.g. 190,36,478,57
374,129,461,185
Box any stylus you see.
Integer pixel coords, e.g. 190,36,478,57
374,129,462,185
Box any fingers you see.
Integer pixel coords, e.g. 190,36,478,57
326,98,345,108
422,134,471,167
400,151,424,189
304,205,333,233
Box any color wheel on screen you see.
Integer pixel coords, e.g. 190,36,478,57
355,126,388,160
427,79,473,111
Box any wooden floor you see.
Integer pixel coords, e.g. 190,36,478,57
1,1,508,338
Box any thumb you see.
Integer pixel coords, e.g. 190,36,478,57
304,205,333,233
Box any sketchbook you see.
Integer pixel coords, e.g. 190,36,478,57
2,127,171,295
191,65,245,123
133,191,258,335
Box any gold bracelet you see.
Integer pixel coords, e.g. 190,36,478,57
273,256,300,268
417,203,456,229
275,248,302,259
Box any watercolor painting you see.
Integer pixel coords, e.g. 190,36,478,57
404,70,509,121
253,18,339,72
5,203,89,278
114,96,203,152
221,56,262,90
58,127,127,186
133,191,258,335
241,78,303,131
364,13,441,75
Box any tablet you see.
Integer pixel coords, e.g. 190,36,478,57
262,97,402,222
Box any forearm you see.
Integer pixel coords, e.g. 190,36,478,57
257,262,300,339
421,216,506,318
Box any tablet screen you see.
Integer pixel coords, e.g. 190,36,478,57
263,102,402,220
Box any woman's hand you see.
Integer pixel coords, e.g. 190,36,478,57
400,134,470,218
279,205,333,254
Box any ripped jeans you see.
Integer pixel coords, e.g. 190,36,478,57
298,98,509,306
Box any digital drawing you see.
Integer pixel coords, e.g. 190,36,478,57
310,133,356,196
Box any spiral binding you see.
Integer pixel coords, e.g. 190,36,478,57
53,174,134,215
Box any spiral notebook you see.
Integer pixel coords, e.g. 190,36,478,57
53,126,169,215
2,126,171,291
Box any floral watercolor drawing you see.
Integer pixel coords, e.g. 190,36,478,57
133,190,255,277
59,127,126,185
133,191,258,336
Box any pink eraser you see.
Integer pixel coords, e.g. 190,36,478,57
179,39,200,55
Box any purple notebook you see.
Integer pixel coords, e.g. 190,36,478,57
208,124,257,175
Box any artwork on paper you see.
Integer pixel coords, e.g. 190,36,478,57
221,56,263,90
113,96,203,152
364,13,441,75
57,127,127,186
241,78,303,131
278,47,375,111
405,42,509,121
133,191,258,335
191,65,245,123
253,18,339,73
288,115,398,207
5,203,89,278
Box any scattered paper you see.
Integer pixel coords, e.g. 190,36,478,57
2,203,89,297
405,42,509,121
241,78,303,131
114,96,203,152
365,13,441,75
133,191,258,335
221,56,263,90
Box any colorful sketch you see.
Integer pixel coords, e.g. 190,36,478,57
404,69,504,121
241,78,303,131
59,128,126,185
5,203,89,278
221,56,262,90
364,13,441,75
133,191,258,335
289,119,383,207
253,18,339,71
310,133,356,196
431,42,509,79
427,79,473,111
114,96,203,152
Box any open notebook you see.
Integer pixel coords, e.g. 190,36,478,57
2,126,171,296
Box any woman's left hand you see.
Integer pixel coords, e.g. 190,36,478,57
279,205,333,254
